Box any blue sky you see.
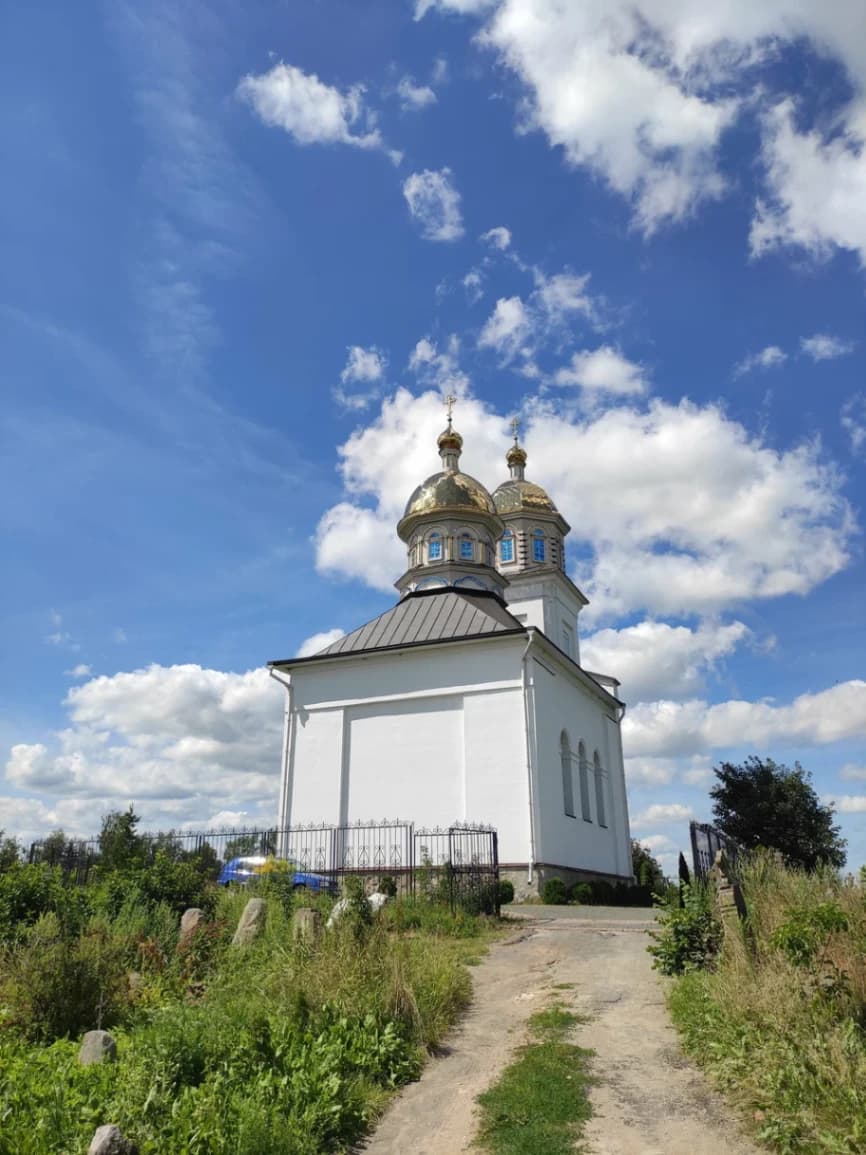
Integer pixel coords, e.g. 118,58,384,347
2,0,865,875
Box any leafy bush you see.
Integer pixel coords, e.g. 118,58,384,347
589,879,614,904
772,901,849,967
0,914,130,1042
0,863,90,943
647,882,721,976
498,879,514,905
570,882,592,905
378,875,398,897
542,877,569,905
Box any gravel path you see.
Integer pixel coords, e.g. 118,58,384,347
360,908,761,1155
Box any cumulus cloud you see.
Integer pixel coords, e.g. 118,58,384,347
582,620,749,703
842,395,866,454
625,680,866,758
237,62,392,157
296,628,346,657
826,795,866,814
313,389,854,619
555,346,647,397
752,99,866,267
423,2,866,256
733,345,787,377
840,763,866,782
632,802,694,827
4,664,283,838
407,334,470,396
480,226,512,250
403,168,464,241
800,333,855,361
334,345,387,411
65,664,93,679
396,76,437,110
462,269,484,302
478,296,531,359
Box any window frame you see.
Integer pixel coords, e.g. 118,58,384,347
532,529,545,562
500,531,515,563
560,731,575,818
428,532,442,562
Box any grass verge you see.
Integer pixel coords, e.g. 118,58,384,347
474,1004,593,1155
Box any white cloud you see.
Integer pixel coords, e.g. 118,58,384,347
733,345,787,377
237,62,391,157
840,763,866,782
555,346,647,397
632,803,694,827
3,664,284,838
532,271,594,323
407,334,470,395
639,833,674,853
65,664,93,679
415,0,495,18
478,296,531,359
480,226,512,250
462,269,484,302
583,620,749,703
313,390,854,619
403,168,464,241
800,333,855,361
334,345,387,412
397,76,437,110
752,99,866,267
624,757,675,787
625,680,866,758
113,628,128,644
842,395,866,454
46,631,75,648
826,795,866,814
296,628,346,657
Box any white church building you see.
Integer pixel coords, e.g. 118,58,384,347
269,411,632,894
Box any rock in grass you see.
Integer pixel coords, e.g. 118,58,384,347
179,907,206,940
88,1125,138,1154
232,897,266,945
292,907,322,944
78,1031,117,1066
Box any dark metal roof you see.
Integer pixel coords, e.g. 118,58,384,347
270,588,526,666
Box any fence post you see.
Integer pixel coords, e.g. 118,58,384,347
493,830,500,916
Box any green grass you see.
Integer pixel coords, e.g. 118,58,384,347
474,1004,593,1155
663,854,866,1154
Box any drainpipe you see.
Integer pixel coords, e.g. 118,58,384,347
520,633,538,884
269,668,294,856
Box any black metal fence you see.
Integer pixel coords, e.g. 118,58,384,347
28,820,500,916
689,821,741,880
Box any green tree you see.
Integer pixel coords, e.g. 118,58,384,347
710,756,846,871
98,806,145,871
631,840,666,890
0,831,22,872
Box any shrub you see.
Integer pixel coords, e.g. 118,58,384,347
0,914,130,1041
0,863,90,943
498,879,515,905
542,877,569,905
378,875,398,897
647,882,721,976
772,901,849,967
590,879,614,904
570,882,592,905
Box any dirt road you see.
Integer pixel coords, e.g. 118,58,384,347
360,908,760,1155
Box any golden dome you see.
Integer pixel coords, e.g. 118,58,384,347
402,470,499,522
493,479,559,515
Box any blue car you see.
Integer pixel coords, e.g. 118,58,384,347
217,855,336,893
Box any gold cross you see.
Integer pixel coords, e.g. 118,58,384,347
444,394,457,425
510,416,520,443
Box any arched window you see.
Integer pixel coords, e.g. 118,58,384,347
560,731,575,817
500,530,514,563
594,751,607,827
578,741,592,822
459,533,474,560
428,532,442,561
532,529,545,562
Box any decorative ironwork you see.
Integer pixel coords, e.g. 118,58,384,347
689,821,741,881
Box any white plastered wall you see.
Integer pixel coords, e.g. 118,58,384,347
284,637,531,861
529,651,632,879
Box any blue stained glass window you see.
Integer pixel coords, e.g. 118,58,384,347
428,534,442,561
500,533,514,562
532,531,545,562
460,536,474,560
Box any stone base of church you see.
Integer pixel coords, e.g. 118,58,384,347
500,863,635,903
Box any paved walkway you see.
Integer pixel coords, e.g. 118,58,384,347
360,908,761,1155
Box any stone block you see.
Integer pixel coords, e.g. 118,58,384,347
78,1030,117,1066
88,1124,138,1154
179,908,206,940
232,897,266,945
292,907,322,944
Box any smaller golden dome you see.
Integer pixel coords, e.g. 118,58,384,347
493,479,559,515
506,443,527,468
437,425,463,455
